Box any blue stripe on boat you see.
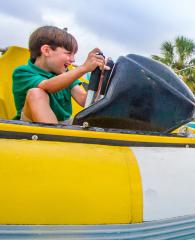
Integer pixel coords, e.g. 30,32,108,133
187,122,195,128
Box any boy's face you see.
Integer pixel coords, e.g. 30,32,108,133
45,46,76,74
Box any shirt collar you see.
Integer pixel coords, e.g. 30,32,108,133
28,59,56,78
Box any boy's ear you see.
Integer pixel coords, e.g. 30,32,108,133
40,45,51,56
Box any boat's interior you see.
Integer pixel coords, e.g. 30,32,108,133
0,46,195,135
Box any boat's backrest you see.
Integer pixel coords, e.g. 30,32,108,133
0,46,29,119
73,54,195,133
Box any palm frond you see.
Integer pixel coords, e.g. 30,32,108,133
175,36,195,64
152,36,195,92
160,41,174,65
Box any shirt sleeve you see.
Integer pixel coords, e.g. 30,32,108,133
12,68,46,94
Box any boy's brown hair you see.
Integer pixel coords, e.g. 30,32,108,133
29,26,78,61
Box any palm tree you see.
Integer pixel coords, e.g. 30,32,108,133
152,36,195,92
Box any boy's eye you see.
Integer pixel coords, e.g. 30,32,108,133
64,51,71,55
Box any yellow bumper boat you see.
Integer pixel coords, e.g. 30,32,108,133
0,46,195,239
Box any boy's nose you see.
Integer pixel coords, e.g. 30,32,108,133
69,54,75,63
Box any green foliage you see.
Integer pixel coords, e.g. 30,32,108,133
152,36,195,92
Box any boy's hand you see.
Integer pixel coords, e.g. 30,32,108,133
82,48,110,72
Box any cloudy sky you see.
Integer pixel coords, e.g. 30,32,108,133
0,0,195,64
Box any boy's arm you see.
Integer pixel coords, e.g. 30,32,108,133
38,65,87,93
38,48,107,93
71,85,87,107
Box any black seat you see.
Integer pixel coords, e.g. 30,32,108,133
73,54,195,133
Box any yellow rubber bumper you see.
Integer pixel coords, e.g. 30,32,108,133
0,138,142,224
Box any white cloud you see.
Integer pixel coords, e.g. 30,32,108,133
0,0,195,61
0,12,37,48
41,8,130,63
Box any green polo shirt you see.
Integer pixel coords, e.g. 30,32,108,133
12,59,81,121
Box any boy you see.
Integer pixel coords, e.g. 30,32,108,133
12,26,107,124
